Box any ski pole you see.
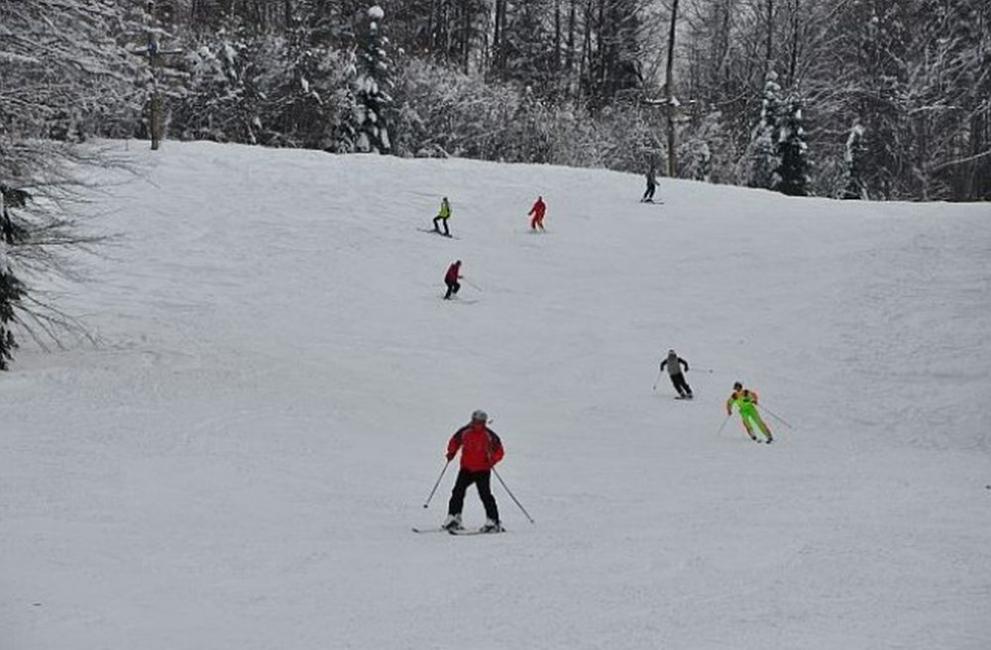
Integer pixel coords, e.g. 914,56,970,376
462,278,483,292
759,405,794,429
492,468,535,524
652,368,662,391
716,413,731,436
422,459,451,509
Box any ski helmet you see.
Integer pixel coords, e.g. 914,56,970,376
471,409,488,422
733,381,743,391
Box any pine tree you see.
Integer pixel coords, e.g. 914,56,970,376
775,96,809,196
176,19,262,143
0,241,25,371
499,1,556,89
745,70,783,189
355,5,394,153
842,121,868,199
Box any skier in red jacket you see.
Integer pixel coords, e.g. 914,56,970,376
528,196,546,231
443,260,461,300
442,410,504,532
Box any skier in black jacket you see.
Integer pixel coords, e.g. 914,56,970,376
660,349,693,398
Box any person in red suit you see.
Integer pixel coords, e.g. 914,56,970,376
528,196,546,231
442,410,504,532
443,260,461,300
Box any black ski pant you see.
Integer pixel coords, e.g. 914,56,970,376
448,469,500,523
670,372,692,396
444,280,460,299
433,216,450,236
642,184,656,201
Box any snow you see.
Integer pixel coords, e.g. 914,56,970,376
368,5,384,20
2,141,990,650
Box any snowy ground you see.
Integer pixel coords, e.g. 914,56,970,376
2,141,990,650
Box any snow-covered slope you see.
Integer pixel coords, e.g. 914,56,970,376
2,142,989,650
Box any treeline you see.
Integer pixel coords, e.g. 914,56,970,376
12,0,991,201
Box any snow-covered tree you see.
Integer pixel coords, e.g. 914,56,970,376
0,236,25,370
679,110,733,183
0,0,137,366
354,5,394,153
842,121,869,199
175,24,261,143
775,96,809,196
267,24,356,151
744,70,784,189
497,1,556,88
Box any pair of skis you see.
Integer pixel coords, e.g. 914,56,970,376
417,227,458,239
412,526,505,536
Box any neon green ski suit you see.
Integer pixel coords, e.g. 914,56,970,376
726,389,772,441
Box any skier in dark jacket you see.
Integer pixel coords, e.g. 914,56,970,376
442,410,504,533
443,260,461,299
642,161,659,202
660,349,693,398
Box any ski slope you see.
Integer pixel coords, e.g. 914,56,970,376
2,141,990,650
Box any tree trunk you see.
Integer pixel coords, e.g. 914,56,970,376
462,1,471,72
566,0,576,75
579,0,593,99
787,0,799,87
765,0,774,75
665,0,680,177
493,0,506,72
596,0,606,95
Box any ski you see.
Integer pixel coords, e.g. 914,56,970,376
416,228,458,239
412,527,447,534
449,528,506,536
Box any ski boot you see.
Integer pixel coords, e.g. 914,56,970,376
442,514,463,532
479,519,504,534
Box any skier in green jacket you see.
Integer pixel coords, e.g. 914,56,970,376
432,197,452,237
726,381,773,444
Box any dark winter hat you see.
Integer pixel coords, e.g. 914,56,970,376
471,410,488,422
733,382,743,390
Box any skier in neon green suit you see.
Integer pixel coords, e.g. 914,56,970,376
726,381,773,444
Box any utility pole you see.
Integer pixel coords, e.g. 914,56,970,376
131,2,181,150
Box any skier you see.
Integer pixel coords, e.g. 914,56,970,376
660,349,693,398
432,196,452,237
726,382,773,443
442,410,504,533
641,161,658,203
528,196,546,231
443,260,462,300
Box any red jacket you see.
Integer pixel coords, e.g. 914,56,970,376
529,198,546,219
447,423,504,471
445,262,460,284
